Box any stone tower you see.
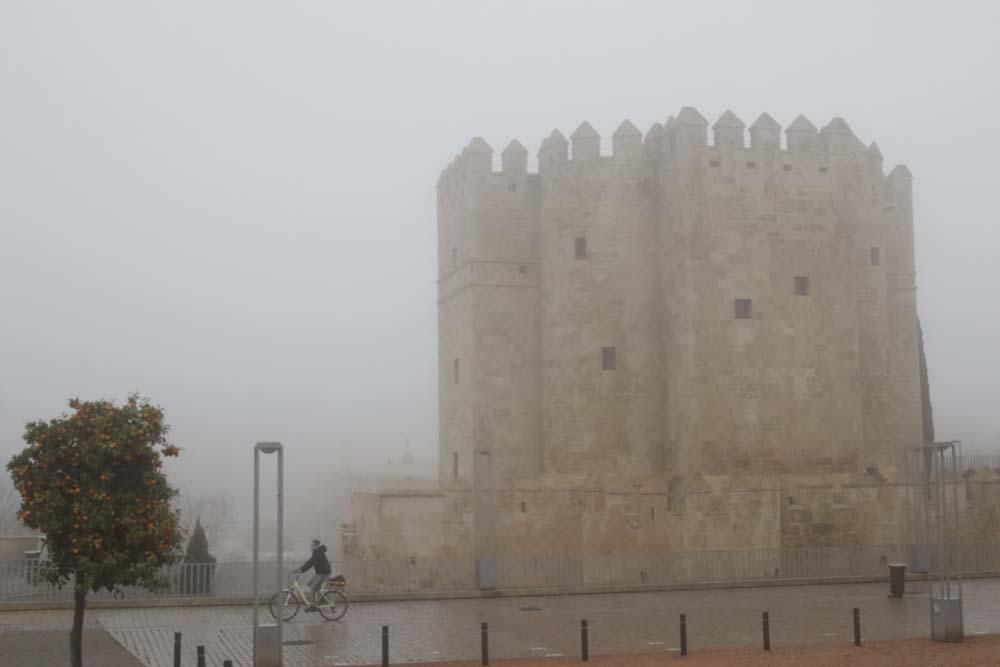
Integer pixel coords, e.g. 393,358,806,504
438,108,921,490
348,107,934,575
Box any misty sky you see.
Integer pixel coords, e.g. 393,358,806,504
2,1,999,505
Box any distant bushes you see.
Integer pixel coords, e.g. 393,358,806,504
179,518,216,595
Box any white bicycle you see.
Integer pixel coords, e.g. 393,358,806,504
268,573,348,622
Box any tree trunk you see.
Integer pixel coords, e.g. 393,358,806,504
71,584,86,667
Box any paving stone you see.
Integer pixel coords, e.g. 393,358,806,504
4,579,1000,666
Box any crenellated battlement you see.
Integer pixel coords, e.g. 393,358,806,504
613,120,643,160
438,108,911,192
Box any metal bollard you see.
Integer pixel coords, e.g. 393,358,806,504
196,644,206,667
481,622,489,666
581,619,589,662
680,613,687,657
853,607,861,647
224,662,233,667
762,612,770,651
173,632,181,667
382,625,389,667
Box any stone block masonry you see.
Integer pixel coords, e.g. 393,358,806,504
347,107,990,577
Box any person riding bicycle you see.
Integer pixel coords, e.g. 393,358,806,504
294,539,332,611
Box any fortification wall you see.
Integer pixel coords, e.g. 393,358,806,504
437,141,543,489
650,108,916,478
882,166,923,471
537,122,665,477
437,107,921,489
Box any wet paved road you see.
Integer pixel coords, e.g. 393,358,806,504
3,579,1000,666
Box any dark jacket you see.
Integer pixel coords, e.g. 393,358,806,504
297,544,332,575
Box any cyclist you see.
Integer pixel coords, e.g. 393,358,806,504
294,539,332,611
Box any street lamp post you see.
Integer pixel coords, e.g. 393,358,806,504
253,441,284,667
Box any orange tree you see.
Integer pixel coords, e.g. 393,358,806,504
7,395,184,667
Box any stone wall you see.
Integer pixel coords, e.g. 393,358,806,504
349,107,961,574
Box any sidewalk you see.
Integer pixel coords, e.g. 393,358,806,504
0,627,143,667
3,578,1000,666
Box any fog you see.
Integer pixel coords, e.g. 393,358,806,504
2,1,999,558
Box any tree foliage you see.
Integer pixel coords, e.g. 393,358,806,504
6,395,184,594
180,516,216,595
184,517,215,564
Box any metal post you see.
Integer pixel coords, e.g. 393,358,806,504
197,645,206,667
926,441,965,642
224,662,233,667
951,444,963,602
253,442,284,666
173,632,181,667
277,446,284,643
581,619,589,661
481,622,489,666
680,613,687,656
853,608,861,646
762,611,770,651
253,448,259,631
382,625,389,667
937,448,947,600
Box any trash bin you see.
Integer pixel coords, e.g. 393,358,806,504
889,562,906,598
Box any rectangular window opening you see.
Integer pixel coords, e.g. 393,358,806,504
794,276,810,296
451,247,458,269
574,236,587,260
782,164,793,172
518,264,527,275
453,358,460,384
452,452,459,481
746,161,757,169
735,298,752,320
601,346,617,370
870,247,880,266
709,160,720,168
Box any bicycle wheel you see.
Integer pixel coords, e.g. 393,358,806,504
268,590,300,621
317,589,348,621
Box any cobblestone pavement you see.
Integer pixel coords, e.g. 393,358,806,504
3,579,1000,666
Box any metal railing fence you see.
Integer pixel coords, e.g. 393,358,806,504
4,543,1000,603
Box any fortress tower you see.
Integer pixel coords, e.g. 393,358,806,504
348,108,963,583
437,108,921,492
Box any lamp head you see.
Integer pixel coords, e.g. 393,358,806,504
256,441,282,454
